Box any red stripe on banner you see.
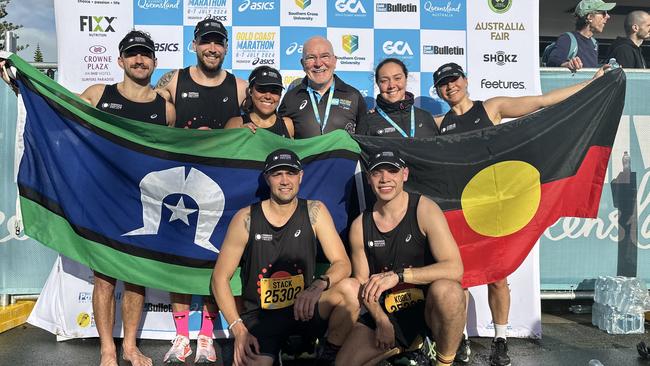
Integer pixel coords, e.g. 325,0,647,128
444,146,612,288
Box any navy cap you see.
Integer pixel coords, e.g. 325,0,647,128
250,66,284,88
194,18,228,40
264,149,302,173
367,150,406,171
433,62,465,87
119,31,155,55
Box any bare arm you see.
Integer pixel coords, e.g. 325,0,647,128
310,200,351,286
224,116,245,129
154,69,178,103
404,197,463,284
164,99,176,127
283,117,295,139
484,65,609,123
78,84,106,107
235,77,249,106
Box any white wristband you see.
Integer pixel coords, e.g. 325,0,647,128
228,318,243,330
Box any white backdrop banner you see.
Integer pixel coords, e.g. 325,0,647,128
45,0,542,340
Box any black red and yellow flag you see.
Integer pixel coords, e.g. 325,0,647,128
354,69,625,288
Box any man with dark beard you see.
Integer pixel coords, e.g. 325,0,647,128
78,30,174,366
155,17,247,130
155,17,248,365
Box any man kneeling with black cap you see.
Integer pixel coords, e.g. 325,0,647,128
337,151,466,366
212,149,360,366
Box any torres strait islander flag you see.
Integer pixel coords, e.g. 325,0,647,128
354,69,626,288
7,54,360,296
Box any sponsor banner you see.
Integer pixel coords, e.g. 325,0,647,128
134,0,183,25
279,69,306,90
232,26,280,70
281,0,327,27
280,27,326,69
373,0,420,29
328,28,373,72
420,29,466,73
419,71,451,115
420,0,466,30
138,25,184,69
184,0,232,26
232,0,279,26
467,0,540,99
327,0,373,28
55,0,133,92
374,29,420,72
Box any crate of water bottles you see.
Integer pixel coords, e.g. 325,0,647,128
592,276,650,334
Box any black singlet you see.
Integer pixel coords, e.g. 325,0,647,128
96,84,167,125
438,100,494,135
174,67,240,129
362,193,434,314
242,113,290,138
240,199,318,314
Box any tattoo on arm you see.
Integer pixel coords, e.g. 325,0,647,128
308,200,321,225
155,70,176,89
243,213,251,233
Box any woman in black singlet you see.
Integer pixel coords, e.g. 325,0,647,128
225,66,294,138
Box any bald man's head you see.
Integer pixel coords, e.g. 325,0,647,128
624,10,650,37
301,36,337,91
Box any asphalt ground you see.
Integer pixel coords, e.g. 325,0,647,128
0,301,648,366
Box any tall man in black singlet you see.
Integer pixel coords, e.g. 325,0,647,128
155,17,247,129
278,36,367,138
155,17,248,365
212,149,360,366
432,62,609,366
338,151,466,366
77,30,174,366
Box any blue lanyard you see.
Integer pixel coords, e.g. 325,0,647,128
376,105,415,138
307,80,335,133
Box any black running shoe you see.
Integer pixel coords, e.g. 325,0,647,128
489,338,511,366
454,334,471,363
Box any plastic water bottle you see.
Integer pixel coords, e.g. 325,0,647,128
608,58,620,69
588,359,604,366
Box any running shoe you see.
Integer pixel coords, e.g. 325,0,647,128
489,337,511,366
454,334,471,363
195,334,217,364
163,335,192,364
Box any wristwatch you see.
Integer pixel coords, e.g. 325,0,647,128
395,268,405,283
318,275,330,290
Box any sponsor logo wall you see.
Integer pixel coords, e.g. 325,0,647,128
49,0,540,339
56,0,539,112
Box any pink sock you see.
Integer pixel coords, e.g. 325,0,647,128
199,312,218,337
172,310,190,337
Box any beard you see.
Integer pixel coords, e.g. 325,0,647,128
197,53,225,73
124,65,153,84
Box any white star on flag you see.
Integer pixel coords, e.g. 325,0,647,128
164,197,197,225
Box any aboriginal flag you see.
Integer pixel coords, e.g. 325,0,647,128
9,54,360,295
354,69,625,288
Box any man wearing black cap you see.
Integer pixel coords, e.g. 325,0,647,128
155,16,247,130
212,149,360,366
431,62,608,366
77,30,175,366
338,151,465,366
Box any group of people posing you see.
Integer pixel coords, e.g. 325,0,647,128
0,10,614,366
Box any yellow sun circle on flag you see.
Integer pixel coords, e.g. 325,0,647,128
461,161,541,237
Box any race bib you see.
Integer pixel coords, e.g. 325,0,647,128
260,274,304,310
384,287,424,313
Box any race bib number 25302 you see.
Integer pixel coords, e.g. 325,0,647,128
260,274,304,310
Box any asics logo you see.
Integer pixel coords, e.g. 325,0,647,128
405,234,412,242
299,100,308,110
286,42,302,56
335,0,366,13
150,114,158,119
294,229,301,237
238,0,274,12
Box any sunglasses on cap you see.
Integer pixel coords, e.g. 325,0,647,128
254,84,283,95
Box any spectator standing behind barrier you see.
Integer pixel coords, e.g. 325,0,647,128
356,58,438,137
225,66,295,138
606,10,650,68
278,36,367,138
546,0,616,70
431,62,608,366
155,17,247,130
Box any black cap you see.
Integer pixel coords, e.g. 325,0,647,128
433,62,465,87
194,18,228,40
249,66,284,88
119,31,155,55
367,150,406,171
264,149,302,173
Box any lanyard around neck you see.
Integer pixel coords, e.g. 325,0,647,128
307,80,335,133
375,105,415,138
